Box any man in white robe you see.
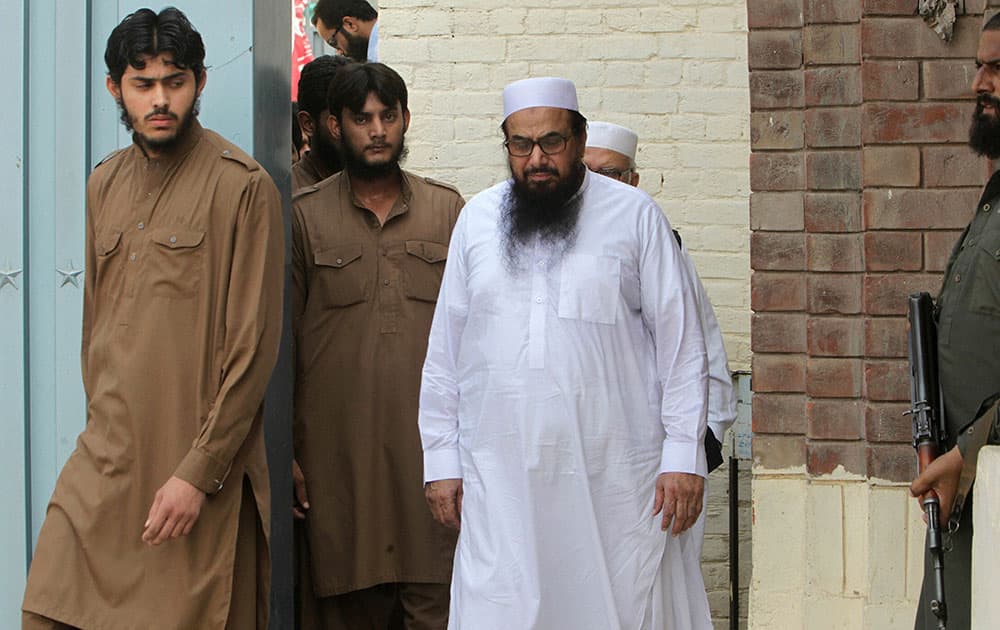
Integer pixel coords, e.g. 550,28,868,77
585,120,740,630
418,77,711,630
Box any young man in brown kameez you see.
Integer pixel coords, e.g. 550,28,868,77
291,62,462,629
22,7,284,629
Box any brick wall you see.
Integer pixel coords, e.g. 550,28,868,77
748,2,993,628
749,0,990,482
380,0,752,371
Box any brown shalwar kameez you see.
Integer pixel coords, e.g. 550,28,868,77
22,120,284,630
291,171,462,627
292,149,338,192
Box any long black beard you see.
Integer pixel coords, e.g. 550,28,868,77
970,94,1000,159
500,163,586,274
340,137,408,181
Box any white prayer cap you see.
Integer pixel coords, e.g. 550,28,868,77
586,121,639,163
502,77,579,121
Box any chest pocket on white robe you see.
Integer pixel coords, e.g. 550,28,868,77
558,253,621,325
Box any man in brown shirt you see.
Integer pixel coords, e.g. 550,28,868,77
21,8,283,630
293,55,351,191
291,62,463,629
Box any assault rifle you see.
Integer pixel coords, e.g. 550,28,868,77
906,291,948,630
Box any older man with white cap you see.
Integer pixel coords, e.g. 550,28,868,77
586,120,739,629
418,77,710,629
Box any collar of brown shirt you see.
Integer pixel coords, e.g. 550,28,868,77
343,168,415,228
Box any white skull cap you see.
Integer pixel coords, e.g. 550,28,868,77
502,77,579,121
585,121,639,162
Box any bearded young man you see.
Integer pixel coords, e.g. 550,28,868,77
909,14,1000,630
21,7,283,630
418,77,710,629
290,62,463,630
294,55,351,190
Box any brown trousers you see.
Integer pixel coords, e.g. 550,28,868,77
23,477,267,630
297,563,449,630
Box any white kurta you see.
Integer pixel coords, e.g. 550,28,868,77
662,244,738,630
419,170,710,629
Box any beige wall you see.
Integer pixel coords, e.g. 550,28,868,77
379,0,751,370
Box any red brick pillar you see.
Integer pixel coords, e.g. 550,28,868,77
750,1,989,483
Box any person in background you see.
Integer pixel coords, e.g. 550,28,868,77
312,0,379,62
585,120,737,630
293,101,306,163
293,54,351,190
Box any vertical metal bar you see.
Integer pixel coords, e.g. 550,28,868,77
730,456,739,630
253,1,293,627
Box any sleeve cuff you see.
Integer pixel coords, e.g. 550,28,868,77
660,440,707,478
423,447,463,483
174,447,231,495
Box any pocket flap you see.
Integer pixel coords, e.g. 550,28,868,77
151,228,205,249
978,230,1000,260
405,240,448,263
315,243,363,268
95,231,122,256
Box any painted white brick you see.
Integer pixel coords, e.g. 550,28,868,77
661,33,744,59
450,11,494,37
428,37,506,63
492,9,528,35
563,10,608,34
529,62,605,88
411,10,452,35
525,10,568,35
637,6,699,32
868,487,910,603
697,6,750,33
380,37,431,61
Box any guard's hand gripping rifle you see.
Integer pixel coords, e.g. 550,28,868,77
906,292,948,629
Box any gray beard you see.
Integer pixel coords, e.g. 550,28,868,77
499,166,585,275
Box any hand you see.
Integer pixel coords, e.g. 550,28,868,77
910,445,964,528
653,472,704,536
425,479,463,530
143,476,206,546
292,458,310,520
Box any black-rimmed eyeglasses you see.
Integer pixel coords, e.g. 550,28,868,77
504,133,570,157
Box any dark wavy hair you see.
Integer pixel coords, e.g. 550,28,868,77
104,7,206,85
298,55,352,120
327,63,408,121
311,0,377,28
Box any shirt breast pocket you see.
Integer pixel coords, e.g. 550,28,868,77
558,253,621,325
403,240,448,303
969,230,1000,318
148,227,205,298
312,242,368,308
94,230,124,290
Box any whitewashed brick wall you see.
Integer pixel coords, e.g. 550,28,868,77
379,0,751,371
